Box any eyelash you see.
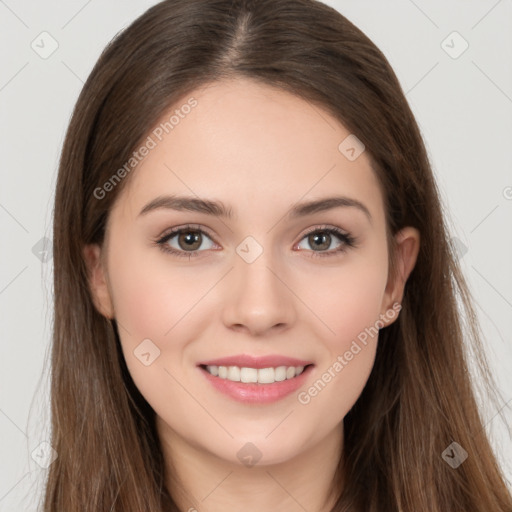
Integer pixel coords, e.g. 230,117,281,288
154,224,357,260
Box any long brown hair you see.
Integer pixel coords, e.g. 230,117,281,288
45,0,512,510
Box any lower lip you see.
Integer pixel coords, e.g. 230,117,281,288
198,365,314,404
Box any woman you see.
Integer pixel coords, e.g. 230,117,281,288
45,0,512,510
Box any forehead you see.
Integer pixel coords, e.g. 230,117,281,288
110,77,385,227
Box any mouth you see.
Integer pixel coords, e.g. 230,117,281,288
198,363,314,384
197,354,315,404
196,359,315,404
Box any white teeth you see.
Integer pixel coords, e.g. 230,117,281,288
258,367,275,384
240,367,258,383
227,366,241,381
205,364,307,384
274,366,287,381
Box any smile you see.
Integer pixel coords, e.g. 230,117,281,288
202,364,307,384
198,363,315,404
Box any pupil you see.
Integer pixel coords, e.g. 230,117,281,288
311,232,330,250
181,232,200,250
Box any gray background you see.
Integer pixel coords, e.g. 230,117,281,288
0,0,511,510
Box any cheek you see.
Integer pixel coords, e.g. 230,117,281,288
108,247,209,341
303,252,388,349
295,253,387,411
106,244,223,395
106,247,212,410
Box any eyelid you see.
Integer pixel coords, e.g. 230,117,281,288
157,223,350,242
157,223,217,242
299,224,350,238
154,223,357,258
155,224,219,257
294,224,357,257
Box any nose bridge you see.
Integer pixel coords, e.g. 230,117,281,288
222,234,296,334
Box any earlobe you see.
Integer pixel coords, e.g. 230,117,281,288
380,226,420,327
82,244,115,319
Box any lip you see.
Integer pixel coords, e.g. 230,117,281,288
197,354,313,369
197,360,315,404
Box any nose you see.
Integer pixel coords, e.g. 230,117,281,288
221,247,297,337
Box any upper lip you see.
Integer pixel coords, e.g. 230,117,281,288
197,354,313,369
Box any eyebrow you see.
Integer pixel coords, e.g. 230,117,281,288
138,194,372,223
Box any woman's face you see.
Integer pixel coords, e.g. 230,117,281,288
85,77,419,467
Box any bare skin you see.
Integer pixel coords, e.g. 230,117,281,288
84,77,420,512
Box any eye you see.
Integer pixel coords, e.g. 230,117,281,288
155,224,217,259
295,226,357,258
154,224,357,260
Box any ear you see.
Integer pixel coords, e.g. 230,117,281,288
83,244,115,319
379,226,420,328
